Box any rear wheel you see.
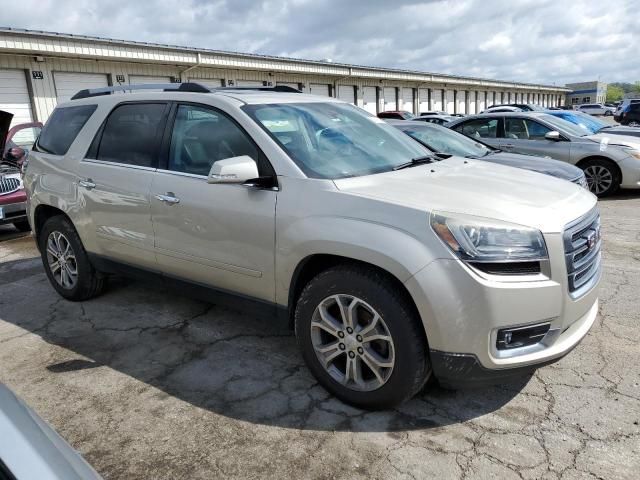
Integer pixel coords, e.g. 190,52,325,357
13,220,31,232
628,120,640,127
38,215,106,301
294,264,431,409
581,158,620,197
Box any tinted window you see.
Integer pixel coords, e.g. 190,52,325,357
455,118,499,138
505,118,551,140
96,103,166,167
168,104,259,176
37,105,97,155
399,123,491,157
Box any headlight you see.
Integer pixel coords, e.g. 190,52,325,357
430,212,548,263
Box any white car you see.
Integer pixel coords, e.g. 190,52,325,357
25,83,600,408
576,104,615,116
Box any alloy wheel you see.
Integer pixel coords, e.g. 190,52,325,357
310,294,395,391
584,165,613,195
629,121,640,127
46,231,78,289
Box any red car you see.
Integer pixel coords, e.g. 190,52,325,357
1,110,42,232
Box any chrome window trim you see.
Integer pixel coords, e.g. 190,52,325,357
81,158,157,172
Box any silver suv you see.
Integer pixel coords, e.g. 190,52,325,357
25,84,601,408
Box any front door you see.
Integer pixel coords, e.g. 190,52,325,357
500,117,571,161
150,103,277,302
77,102,169,269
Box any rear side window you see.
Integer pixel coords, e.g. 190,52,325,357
37,105,97,155
95,103,167,168
455,118,499,138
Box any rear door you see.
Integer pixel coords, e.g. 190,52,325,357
150,102,277,302
78,101,169,269
451,117,502,148
501,117,571,160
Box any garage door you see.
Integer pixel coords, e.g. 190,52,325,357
468,91,476,114
456,90,466,114
478,91,486,112
362,87,377,114
189,78,223,89
0,69,35,145
237,80,265,87
401,88,414,113
418,88,429,114
432,90,443,111
445,90,455,114
337,85,356,105
128,75,172,92
383,87,396,111
310,84,330,97
54,72,109,103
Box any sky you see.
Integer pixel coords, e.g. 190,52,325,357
2,0,637,86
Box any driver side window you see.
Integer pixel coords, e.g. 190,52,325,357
504,118,551,140
169,104,259,176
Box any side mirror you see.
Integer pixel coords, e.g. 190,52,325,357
207,155,259,184
545,131,562,141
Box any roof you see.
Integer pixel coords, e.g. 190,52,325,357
0,27,570,93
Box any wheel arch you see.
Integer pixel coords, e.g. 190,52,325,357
33,204,71,249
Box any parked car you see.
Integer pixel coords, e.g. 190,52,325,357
1,110,42,232
614,103,640,127
546,110,640,138
481,106,523,113
377,110,415,120
447,112,640,196
26,83,600,408
484,103,545,112
388,120,587,187
411,114,457,125
419,110,448,116
576,104,616,116
0,383,102,479
614,98,640,117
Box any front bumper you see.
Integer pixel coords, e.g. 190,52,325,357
0,192,27,225
618,156,640,189
404,230,601,385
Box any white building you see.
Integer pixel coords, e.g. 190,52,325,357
0,27,569,130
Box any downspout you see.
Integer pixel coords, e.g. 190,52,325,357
180,52,202,82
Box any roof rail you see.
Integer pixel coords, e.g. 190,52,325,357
212,86,302,93
70,82,211,100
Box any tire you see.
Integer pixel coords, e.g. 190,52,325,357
604,111,612,116
294,264,431,409
581,158,621,197
628,120,640,127
38,215,106,301
13,220,31,232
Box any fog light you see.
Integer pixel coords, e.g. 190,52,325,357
496,322,550,350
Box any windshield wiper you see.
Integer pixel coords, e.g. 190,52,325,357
393,155,435,171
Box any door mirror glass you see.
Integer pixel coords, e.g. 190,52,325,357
545,130,562,141
207,155,259,184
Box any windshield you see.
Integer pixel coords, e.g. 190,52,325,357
398,123,492,157
548,112,606,134
242,102,429,179
538,114,592,137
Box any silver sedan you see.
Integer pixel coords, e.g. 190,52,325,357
447,112,640,196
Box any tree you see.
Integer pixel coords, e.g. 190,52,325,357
606,84,625,102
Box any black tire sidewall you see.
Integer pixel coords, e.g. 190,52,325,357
39,216,97,301
295,267,428,409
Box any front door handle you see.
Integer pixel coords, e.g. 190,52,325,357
502,144,515,149
154,192,180,205
78,179,96,190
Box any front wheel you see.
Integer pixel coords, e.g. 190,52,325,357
294,265,431,409
38,215,106,301
604,110,613,116
581,158,620,197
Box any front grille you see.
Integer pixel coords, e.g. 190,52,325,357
0,176,20,195
564,208,601,295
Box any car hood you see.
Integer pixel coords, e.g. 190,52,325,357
598,126,640,138
481,152,583,181
0,110,13,154
585,133,640,149
333,157,596,233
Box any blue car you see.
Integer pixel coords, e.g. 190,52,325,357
545,110,640,138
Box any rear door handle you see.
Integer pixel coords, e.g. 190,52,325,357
154,192,180,205
78,179,96,190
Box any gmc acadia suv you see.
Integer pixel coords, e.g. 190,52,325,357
24,83,602,408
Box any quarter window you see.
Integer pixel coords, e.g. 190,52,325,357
454,118,499,138
168,104,259,176
37,105,97,155
95,103,166,167
504,118,551,140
